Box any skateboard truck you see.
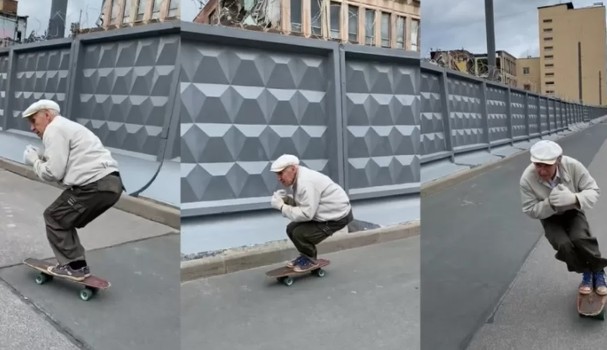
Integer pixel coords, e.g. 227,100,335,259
265,259,330,287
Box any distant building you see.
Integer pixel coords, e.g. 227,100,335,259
516,56,541,94
429,49,518,88
194,0,420,52
0,0,26,47
517,2,606,104
97,0,180,30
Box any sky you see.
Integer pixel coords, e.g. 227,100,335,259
421,0,607,59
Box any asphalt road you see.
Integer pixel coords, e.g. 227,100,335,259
421,123,607,350
181,236,420,350
467,124,607,349
0,168,180,350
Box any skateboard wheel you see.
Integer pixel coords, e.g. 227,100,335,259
79,288,94,301
282,277,294,287
314,269,326,278
35,273,52,285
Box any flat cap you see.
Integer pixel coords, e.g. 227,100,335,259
530,140,562,165
270,154,300,172
22,99,60,118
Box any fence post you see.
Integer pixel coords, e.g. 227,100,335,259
524,92,530,141
480,81,490,151
439,70,454,162
506,87,513,145
2,47,16,130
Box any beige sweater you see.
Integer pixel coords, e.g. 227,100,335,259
32,115,119,187
519,155,600,220
281,166,351,223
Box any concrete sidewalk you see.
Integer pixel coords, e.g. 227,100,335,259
0,169,180,349
467,125,607,349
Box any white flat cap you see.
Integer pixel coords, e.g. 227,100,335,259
22,99,60,118
530,140,562,165
271,154,300,172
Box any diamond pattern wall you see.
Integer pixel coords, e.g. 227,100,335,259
539,98,549,133
9,48,70,132
528,95,538,135
447,78,483,148
73,35,179,157
345,58,419,191
548,99,555,130
486,85,508,142
420,70,446,157
180,40,332,204
510,91,526,138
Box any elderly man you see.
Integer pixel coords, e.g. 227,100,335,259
21,99,124,281
270,154,353,272
520,139,607,295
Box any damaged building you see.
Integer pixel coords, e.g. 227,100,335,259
194,0,420,52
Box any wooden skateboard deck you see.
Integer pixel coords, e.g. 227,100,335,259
577,291,607,320
266,258,330,287
23,258,110,301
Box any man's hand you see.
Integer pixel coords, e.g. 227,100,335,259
271,192,285,211
23,145,40,166
549,184,577,207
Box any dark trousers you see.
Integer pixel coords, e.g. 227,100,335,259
540,210,607,273
43,172,123,265
286,209,354,259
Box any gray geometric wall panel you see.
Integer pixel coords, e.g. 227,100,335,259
528,95,538,135
510,91,526,138
486,85,508,142
420,70,446,157
448,78,483,149
180,40,332,204
345,58,419,192
420,64,605,166
73,35,179,157
9,47,70,131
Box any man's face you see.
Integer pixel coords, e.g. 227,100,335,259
27,110,53,139
534,160,558,181
276,165,297,187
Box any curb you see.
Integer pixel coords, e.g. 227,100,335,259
420,123,595,196
0,157,180,230
180,220,420,283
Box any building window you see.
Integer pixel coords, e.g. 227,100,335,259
168,0,179,17
152,0,162,19
524,84,531,91
110,0,120,24
543,28,553,32
546,72,554,77
329,1,341,39
291,0,302,32
544,37,553,41
347,5,358,43
311,0,321,36
546,90,554,94
365,9,375,45
543,19,552,23
136,0,147,21
545,63,554,68
411,18,419,51
123,0,132,24
395,16,405,48
545,55,553,59
523,67,529,74
545,46,553,51
546,81,554,85
381,12,390,47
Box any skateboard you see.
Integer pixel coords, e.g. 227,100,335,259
265,259,330,287
577,291,607,320
23,258,110,301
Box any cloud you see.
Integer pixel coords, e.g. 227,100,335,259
421,0,605,58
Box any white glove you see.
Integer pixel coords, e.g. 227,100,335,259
23,145,39,166
271,192,285,211
549,184,577,207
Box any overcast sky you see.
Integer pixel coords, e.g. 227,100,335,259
421,0,607,59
